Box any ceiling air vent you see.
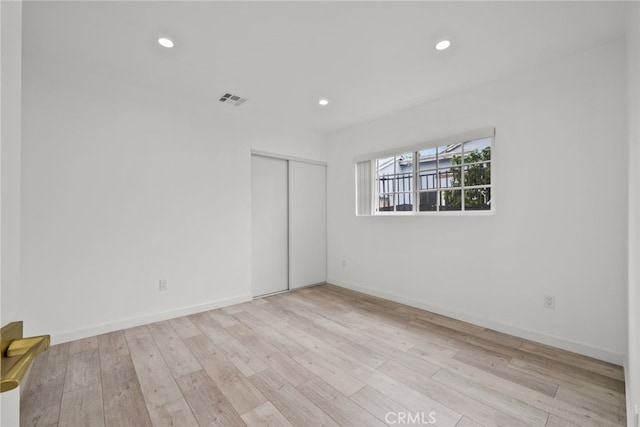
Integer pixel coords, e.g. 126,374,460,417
219,92,247,107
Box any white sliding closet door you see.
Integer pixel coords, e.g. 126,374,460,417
251,155,289,297
289,161,327,289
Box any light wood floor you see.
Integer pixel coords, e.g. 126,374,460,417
20,284,626,426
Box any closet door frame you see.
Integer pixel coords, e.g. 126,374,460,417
251,150,327,297
251,154,289,297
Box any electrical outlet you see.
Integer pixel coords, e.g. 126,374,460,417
544,295,555,309
342,259,347,268
159,279,168,292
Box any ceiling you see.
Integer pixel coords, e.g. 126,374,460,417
23,1,627,135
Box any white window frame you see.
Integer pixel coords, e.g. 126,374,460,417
355,127,495,216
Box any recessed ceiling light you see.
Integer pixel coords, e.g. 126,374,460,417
158,37,174,48
318,99,329,106
435,40,451,51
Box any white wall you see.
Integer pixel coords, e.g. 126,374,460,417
626,1,640,424
1,0,22,329
21,58,326,343
1,0,23,425
327,40,627,363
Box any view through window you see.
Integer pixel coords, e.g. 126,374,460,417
374,137,492,213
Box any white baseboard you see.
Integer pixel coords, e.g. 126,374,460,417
328,278,623,365
624,356,632,427
623,356,640,427
52,294,253,344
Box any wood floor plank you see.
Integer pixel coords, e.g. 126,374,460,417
20,284,626,427
98,331,130,364
103,378,152,427
249,368,339,427
68,337,99,355
349,385,413,425
148,397,199,427
343,313,426,353
207,308,240,328
63,348,101,392
397,304,524,349
241,402,294,427
99,345,136,385
394,304,487,335
297,377,387,427
188,312,232,346
22,343,69,398
455,416,485,427
333,338,390,369
221,298,267,315
123,326,183,411
508,357,626,397
270,294,371,346
227,323,315,386
215,337,268,377
554,386,626,425
168,316,201,340
176,370,246,426
147,320,202,379
545,414,581,426
405,345,617,426
58,382,105,427
20,344,69,426
183,334,267,415
453,347,558,397
232,310,308,357
190,311,269,376
248,306,341,353
267,297,389,368
20,383,64,427
360,337,441,378
225,323,281,359
294,350,365,396
262,350,315,387
342,312,415,351
99,330,150,427
410,316,625,394
518,341,624,381
454,345,511,367
430,367,549,426
221,302,247,315
306,343,463,426
378,360,532,427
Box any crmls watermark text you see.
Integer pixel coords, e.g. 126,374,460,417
385,411,437,425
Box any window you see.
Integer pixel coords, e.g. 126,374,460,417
356,128,494,215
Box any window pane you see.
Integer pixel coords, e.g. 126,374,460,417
369,131,493,216
378,193,394,211
378,193,414,212
376,156,395,176
396,193,414,211
394,173,413,192
463,138,492,162
438,144,463,169
437,144,463,156
418,148,437,171
418,191,437,211
440,190,462,211
377,175,394,193
396,153,413,174
418,170,437,190
439,166,462,189
463,162,491,186
464,187,491,210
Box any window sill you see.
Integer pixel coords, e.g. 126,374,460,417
366,210,496,217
